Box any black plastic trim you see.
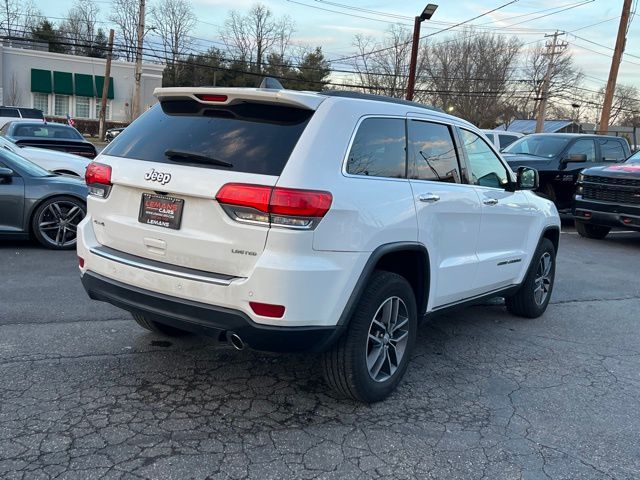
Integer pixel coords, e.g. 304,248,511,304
81,271,337,353
331,242,431,344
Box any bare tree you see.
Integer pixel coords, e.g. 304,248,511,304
592,83,640,127
5,73,22,105
221,3,295,73
62,0,100,55
514,42,583,120
350,24,419,99
1,0,40,37
423,30,522,127
150,0,196,83
109,0,140,61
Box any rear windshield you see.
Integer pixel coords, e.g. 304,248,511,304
11,123,83,140
18,108,44,119
103,100,314,176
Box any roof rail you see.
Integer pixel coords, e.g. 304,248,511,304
319,90,443,113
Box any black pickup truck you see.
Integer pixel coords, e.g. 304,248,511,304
502,134,630,210
573,152,640,239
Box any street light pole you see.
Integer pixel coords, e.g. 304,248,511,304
406,4,438,101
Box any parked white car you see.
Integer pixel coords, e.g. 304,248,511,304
78,86,560,402
481,129,524,151
0,136,90,177
0,106,44,129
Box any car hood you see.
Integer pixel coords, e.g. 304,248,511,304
502,153,553,167
581,163,640,180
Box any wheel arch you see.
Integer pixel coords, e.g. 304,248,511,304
338,242,431,326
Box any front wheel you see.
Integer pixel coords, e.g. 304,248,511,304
506,238,556,318
322,271,417,403
575,221,610,239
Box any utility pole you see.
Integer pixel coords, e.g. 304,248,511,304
599,0,633,134
98,29,114,142
132,0,146,120
535,31,567,133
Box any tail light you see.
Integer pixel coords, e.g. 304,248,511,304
85,162,112,198
216,183,332,229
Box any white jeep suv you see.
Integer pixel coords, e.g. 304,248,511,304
77,86,560,402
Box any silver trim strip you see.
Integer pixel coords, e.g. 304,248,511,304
89,247,240,286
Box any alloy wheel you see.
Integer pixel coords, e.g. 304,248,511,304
366,296,410,382
37,200,85,248
534,252,553,306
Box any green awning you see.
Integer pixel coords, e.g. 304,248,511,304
53,71,73,95
31,69,52,93
94,76,115,99
74,73,94,97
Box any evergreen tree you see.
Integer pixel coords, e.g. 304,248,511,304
89,28,108,58
295,47,331,91
31,20,70,54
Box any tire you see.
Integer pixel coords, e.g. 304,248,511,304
506,238,556,318
575,221,610,239
31,196,86,250
322,271,418,403
132,313,190,337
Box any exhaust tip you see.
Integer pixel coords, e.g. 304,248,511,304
228,332,245,351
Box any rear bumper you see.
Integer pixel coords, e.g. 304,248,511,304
81,271,341,352
573,196,640,230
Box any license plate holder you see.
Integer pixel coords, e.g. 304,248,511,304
138,193,184,230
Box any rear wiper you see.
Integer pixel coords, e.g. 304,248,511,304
164,149,233,168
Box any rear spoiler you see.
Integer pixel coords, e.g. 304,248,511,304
154,87,326,111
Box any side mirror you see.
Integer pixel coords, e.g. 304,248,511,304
516,166,538,190
563,153,587,163
0,167,13,177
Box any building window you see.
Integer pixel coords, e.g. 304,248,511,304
33,93,49,115
54,95,70,116
75,96,91,118
95,100,111,120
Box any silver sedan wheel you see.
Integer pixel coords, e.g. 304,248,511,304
37,200,85,248
534,252,553,306
366,296,410,383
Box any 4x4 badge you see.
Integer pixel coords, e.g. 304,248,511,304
144,168,172,185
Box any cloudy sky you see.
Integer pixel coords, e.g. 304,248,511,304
37,0,640,93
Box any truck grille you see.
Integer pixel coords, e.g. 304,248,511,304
582,187,640,205
583,175,640,187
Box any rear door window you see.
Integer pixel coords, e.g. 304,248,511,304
598,138,626,162
408,120,460,182
346,117,406,178
103,101,314,176
498,134,519,149
0,108,19,117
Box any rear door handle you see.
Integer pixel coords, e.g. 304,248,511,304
483,198,499,206
418,193,440,203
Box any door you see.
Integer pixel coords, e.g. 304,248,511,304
458,128,534,295
0,159,25,233
554,138,598,206
407,119,482,308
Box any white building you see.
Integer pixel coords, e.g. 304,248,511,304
0,44,164,122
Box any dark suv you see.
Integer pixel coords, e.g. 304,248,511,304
502,134,630,210
573,151,640,239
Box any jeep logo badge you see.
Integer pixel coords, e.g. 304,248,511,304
144,168,172,185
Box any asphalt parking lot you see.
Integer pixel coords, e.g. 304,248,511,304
1,226,639,480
